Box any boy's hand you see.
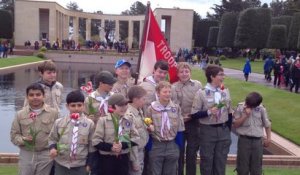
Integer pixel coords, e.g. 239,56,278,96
86,165,91,172
22,136,33,142
263,138,271,147
183,114,192,122
49,148,58,159
243,106,252,116
132,163,140,172
112,142,122,153
147,124,155,132
209,107,219,116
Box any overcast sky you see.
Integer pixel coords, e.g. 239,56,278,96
46,0,272,17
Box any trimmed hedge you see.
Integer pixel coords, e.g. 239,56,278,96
217,12,239,47
267,25,287,49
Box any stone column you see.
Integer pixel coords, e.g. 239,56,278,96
73,17,79,44
115,20,119,41
86,18,91,41
100,19,105,41
139,20,144,45
64,15,70,39
128,20,133,49
48,9,56,43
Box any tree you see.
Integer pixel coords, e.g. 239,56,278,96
217,12,239,47
192,11,202,47
197,20,219,47
207,27,219,47
267,25,287,49
0,0,14,31
207,0,262,21
272,16,292,36
0,10,13,38
121,1,146,15
270,0,285,17
288,12,300,49
234,8,272,49
66,1,83,12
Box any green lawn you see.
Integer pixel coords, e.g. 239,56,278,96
0,56,43,68
192,68,300,145
1,165,299,175
220,57,265,74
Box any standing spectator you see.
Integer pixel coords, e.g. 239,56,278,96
243,58,251,81
190,65,233,175
290,58,300,93
233,92,271,175
264,57,273,82
273,59,282,87
34,41,39,50
0,43,3,58
2,43,8,58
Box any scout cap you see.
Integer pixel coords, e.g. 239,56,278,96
115,59,131,69
108,94,128,106
97,71,117,85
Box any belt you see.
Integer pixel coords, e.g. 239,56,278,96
208,123,227,127
240,135,261,140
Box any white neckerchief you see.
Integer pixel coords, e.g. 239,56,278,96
205,83,222,104
118,117,124,136
70,119,80,161
145,76,159,100
91,91,111,115
151,102,171,138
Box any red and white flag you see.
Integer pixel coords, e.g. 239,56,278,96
138,6,178,83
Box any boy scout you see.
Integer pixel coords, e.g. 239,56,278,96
10,83,59,175
112,59,135,98
84,71,116,123
147,81,185,175
49,90,95,175
171,62,202,175
140,60,169,111
24,60,63,112
126,85,150,175
191,65,232,175
92,94,139,175
233,92,271,175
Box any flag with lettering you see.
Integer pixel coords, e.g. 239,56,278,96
138,6,178,83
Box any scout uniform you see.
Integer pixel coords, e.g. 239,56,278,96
191,83,232,175
84,90,113,123
140,76,158,112
234,103,271,175
125,104,149,175
146,100,185,175
48,113,94,175
171,79,202,175
92,112,140,175
112,77,135,98
24,80,63,112
10,104,59,175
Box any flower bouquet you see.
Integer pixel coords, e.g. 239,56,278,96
23,112,41,151
111,114,131,152
81,81,97,115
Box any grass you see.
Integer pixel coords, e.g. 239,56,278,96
1,165,299,175
0,56,43,68
220,57,265,74
192,68,300,145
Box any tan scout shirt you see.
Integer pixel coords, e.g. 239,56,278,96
48,114,95,168
171,79,202,115
112,77,135,98
191,83,232,125
140,76,157,111
146,101,185,141
84,90,113,123
92,113,140,156
125,104,149,149
10,104,58,151
24,81,63,112
234,103,271,137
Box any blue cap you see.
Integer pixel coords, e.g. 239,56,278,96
115,59,131,69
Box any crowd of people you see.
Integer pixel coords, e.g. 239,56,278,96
10,58,272,175
0,39,13,58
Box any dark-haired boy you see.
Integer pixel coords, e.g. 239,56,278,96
24,60,63,112
10,83,59,175
49,90,95,175
233,92,271,175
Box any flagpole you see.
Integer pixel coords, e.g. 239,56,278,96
135,1,150,85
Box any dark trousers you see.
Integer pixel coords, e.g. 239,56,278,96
290,78,300,93
142,150,149,175
236,136,263,175
55,163,87,175
273,73,281,86
99,153,129,175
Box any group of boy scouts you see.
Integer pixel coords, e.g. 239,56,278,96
10,58,271,175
